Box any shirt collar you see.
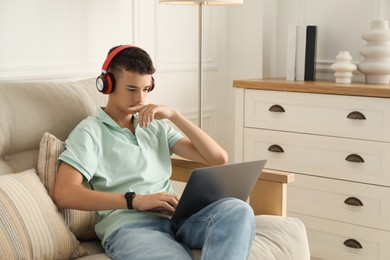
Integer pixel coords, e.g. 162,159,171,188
96,107,138,131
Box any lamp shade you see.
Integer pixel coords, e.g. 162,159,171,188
159,0,243,5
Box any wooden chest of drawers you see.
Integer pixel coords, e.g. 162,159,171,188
234,79,390,260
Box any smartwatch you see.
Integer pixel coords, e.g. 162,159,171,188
124,192,136,209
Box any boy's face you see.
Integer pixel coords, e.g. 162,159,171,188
109,70,153,115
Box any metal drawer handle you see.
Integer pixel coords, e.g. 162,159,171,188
344,197,364,207
345,154,365,163
347,111,366,120
269,104,285,113
343,239,363,249
268,145,284,153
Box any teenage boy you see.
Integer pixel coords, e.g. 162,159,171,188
54,45,255,260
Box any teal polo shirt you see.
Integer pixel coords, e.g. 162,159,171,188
58,107,183,244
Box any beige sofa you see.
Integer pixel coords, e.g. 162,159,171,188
0,78,310,259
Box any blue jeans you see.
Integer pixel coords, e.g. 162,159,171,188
104,198,256,260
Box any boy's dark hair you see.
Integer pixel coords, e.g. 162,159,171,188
107,46,156,78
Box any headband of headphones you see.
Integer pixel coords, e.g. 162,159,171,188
101,45,134,73
96,45,155,94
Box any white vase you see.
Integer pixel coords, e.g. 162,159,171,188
331,51,357,84
358,20,390,84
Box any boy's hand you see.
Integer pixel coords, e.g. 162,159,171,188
131,192,180,212
128,104,176,128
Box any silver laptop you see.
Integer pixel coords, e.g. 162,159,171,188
151,160,267,227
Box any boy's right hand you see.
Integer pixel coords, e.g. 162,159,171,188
132,192,180,213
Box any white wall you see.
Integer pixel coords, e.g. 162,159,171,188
0,0,134,81
263,0,390,81
0,0,263,161
224,0,263,157
7,0,385,160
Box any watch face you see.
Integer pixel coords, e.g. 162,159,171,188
96,77,104,91
125,192,136,199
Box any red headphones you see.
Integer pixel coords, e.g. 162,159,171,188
96,45,155,94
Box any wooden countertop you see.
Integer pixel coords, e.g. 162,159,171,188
233,78,390,98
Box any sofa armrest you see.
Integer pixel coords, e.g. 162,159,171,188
170,157,206,182
250,169,294,217
170,157,294,217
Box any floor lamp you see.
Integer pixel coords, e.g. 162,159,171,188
159,0,243,129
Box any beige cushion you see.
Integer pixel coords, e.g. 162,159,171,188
0,78,106,175
249,215,310,260
0,169,86,259
37,132,98,240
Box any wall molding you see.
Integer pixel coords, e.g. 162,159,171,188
293,0,305,26
316,60,364,81
266,0,384,79
0,62,98,81
132,0,139,45
155,5,218,73
172,105,217,137
372,0,387,20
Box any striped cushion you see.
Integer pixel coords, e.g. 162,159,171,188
0,169,86,259
37,132,98,240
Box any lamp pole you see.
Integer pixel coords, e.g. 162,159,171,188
159,0,243,129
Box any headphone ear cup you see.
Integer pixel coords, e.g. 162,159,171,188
105,72,116,94
96,72,116,94
148,77,155,92
96,73,107,93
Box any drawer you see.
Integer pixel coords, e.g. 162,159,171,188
288,213,390,260
244,128,390,186
244,89,390,142
287,174,390,231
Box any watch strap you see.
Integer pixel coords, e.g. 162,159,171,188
124,192,136,209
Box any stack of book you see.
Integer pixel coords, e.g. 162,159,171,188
286,25,317,81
